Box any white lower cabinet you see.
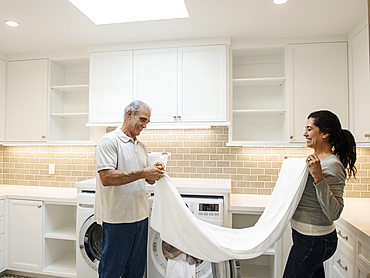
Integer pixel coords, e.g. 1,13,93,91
9,199,43,271
231,213,290,278
327,219,370,278
331,248,355,278
0,200,5,271
7,199,77,277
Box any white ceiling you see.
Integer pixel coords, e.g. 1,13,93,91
0,0,367,55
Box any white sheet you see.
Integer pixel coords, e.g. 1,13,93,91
166,253,196,278
150,158,309,262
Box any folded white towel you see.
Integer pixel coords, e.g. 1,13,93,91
151,158,308,262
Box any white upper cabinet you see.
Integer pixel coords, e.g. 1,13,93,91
178,45,227,122
0,59,5,142
349,24,370,144
287,42,348,143
6,59,48,142
88,43,228,127
89,51,133,125
133,48,178,123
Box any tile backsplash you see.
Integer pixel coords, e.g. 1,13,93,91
1,127,369,198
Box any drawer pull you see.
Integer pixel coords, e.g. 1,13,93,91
337,230,348,241
37,205,42,208
337,259,348,271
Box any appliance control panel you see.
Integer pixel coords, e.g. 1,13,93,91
182,196,223,226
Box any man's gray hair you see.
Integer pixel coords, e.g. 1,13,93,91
123,100,152,120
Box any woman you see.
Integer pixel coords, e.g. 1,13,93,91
283,110,357,278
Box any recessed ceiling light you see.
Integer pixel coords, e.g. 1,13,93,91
68,0,189,25
273,0,288,4
5,20,20,27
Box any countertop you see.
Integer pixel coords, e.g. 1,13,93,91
229,194,370,238
75,177,232,195
0,185,77,204
1,184,369,238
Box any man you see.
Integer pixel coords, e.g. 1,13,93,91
95,100,165,278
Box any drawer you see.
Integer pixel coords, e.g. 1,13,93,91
330,266,346,278
0,216,3,234
332,248,355,278
355,260,370,278
0,200,4,216
356,233,370,270
0,233,3,251
336,221,356,257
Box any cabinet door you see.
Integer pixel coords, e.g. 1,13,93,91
133,48,178,123
89,51,133,125
6,59,48,142
288,43,348,142
0,59,5,142
9,199,43,271
355,260,369,278
349,25,370,143
178,45,227,122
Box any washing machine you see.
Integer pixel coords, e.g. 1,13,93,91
76,188,100,278
147,195,238,278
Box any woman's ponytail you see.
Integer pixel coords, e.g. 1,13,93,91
332,129,357,178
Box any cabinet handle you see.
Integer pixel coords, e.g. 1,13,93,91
289,135,293,139
336,259,348,271
365,133,370,138
173,116,177,119
41,135,46,139
337,230,348,241
37,205,42,208
177,116,181,119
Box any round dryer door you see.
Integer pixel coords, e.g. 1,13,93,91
79,214,102,271
149,230,213,278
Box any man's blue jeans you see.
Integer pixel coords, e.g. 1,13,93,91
283,228,338,278
98,218,148,278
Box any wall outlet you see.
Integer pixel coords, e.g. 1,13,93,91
49,164,55,175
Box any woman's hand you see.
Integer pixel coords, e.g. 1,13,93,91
306,154,325,184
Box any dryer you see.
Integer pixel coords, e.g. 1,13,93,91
147,195,237,278
76,188,100,278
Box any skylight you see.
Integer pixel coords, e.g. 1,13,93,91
68,0,189,25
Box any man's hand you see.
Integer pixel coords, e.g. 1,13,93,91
143,164,165,181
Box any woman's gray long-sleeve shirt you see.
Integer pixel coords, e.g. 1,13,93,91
291,155,346,236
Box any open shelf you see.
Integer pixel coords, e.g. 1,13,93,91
51,84,89,93
49,58,91,143
50,112,89,117
43,244,76,277
230,47,287,145
233,77,285,87
44,227,76,241
233,109,286,114
44,203,77,277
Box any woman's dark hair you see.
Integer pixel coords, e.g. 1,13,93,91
308,110,357,178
